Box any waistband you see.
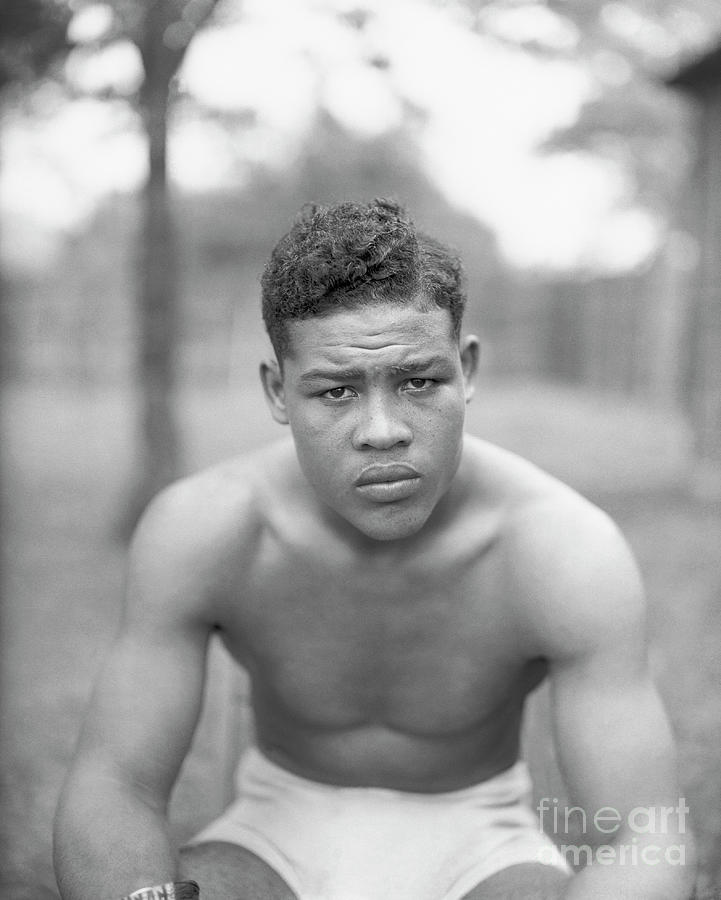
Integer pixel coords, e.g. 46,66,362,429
238,746,532,807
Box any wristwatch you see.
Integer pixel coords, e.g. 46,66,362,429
120,882,199,900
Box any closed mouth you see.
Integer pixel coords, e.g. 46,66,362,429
354,463,421,486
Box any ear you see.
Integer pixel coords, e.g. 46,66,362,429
259,359,289,425
459,335,480,404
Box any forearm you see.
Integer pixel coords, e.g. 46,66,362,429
563,829,696,900
54,773,179,900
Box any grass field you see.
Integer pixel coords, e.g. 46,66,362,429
2,378,720,898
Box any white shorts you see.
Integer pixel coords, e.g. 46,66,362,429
187,748,570,900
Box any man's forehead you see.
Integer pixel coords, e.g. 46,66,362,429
295,350,458,384
283,300,456,361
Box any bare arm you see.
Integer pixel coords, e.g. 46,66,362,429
516,498,696,899
54,482,224,900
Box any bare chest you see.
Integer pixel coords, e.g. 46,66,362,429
219,541,541,736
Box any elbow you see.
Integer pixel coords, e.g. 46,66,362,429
613,824,698,899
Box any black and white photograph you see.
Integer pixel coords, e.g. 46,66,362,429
1,1,720,898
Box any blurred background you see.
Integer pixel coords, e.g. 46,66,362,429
1,0,721,896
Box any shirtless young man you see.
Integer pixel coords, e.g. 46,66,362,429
54,199,695,900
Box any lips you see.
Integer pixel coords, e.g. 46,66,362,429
353,464,422,503
355,463,421,486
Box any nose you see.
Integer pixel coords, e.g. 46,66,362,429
352,392,412,451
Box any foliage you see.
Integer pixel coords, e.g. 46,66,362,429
0,0,71,91
67,0,222,97
464,0,721,63
454,0,721,230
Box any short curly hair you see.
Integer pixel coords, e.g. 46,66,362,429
261,198,467,360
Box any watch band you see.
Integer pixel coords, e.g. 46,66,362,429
120,881,199,900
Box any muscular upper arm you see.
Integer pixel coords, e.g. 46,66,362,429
68,477,237,807
513,495,681,840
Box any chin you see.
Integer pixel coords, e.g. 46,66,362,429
350,506,432,543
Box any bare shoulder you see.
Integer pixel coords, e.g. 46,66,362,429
465,436,645,659
127,438,297,622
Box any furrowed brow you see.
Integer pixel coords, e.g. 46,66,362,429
299,368,365,383
299,356,454,383
388,355,454,375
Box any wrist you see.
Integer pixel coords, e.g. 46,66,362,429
119,882,199,900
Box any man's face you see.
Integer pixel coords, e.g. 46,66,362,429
262,298,479,543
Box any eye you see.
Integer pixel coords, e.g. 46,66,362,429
404,377,435,391
322,386,357,400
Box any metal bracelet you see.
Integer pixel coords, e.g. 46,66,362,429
120,881,199,900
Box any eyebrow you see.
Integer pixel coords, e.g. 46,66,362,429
298,355,455,383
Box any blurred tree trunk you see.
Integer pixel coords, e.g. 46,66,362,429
119,10,181,536
118,0,218,537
